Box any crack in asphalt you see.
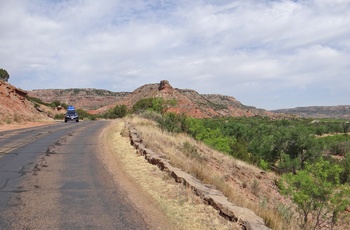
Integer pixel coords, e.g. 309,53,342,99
0,178,9,190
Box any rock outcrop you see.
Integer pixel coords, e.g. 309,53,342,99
158,80,173,91
93,80,277,118
0,81,50,123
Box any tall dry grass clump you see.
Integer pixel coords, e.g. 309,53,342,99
124,115,297,230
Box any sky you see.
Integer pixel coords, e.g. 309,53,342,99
0,0,349,110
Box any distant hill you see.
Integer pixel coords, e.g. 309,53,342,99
91,80,279,118
272,105,350,119
26,80,292,118
28,88,129,110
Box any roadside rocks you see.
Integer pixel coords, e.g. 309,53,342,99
127,126,271,230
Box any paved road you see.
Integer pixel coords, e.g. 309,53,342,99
0,121,148,229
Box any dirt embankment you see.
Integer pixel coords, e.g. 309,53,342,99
0,81,52,124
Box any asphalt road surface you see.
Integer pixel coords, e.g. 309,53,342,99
0,120,148,229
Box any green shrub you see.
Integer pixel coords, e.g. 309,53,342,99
50,100,61,108
281,158,350,229
28,97,49,106
132,97,177,114
0,68,9,82
76,109,96,120
102,105,128,119
158,112,188,133
54,114,65,120
258,159,269,171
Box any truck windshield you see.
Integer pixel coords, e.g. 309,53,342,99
67,110,76,115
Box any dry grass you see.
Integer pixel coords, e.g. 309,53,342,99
0,112,52,126
104,119,240,230
124,115,298,230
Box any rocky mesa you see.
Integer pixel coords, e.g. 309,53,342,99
28,88,129,110
91,80,277,118
2,79,282,123
273,106,350,119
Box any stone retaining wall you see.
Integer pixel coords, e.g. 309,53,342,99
128,126,271,230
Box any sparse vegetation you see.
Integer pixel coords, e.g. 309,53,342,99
132,97,177,114
54,114,65,120
104,121,241,230
251,179,260,197
28,96,69,109
5,91,349,229
13,113,23,123
125,112,350,229
125,115,290,229
28,97,49,106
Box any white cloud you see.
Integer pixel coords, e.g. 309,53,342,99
0,0,349,109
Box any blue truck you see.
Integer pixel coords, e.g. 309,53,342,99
65,106,79,122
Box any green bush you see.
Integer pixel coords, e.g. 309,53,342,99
102,105,128,119
60,103,68,110
132,97,177,114
158,112,188,133
54,114,65,120
28,97,49,106
258,159,269,171
281,158,350,229
76,109,96,120
132,98,161,114
0,68,9,82
340,153,350,184
50,100,61,108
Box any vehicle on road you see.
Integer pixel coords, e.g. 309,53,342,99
65,106,79,122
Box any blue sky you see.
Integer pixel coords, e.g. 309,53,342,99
0,0,349,110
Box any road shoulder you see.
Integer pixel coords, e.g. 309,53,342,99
98,119,176,230
99,119,240,230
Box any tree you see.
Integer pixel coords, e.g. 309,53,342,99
132,98,164,114
342,122,350,134
340,153,350,184
0,68,9,82
158,112,188,133
50,100,61,108
132,97,177,114
112,105,127,118
102,105,128,119
281,158,350,229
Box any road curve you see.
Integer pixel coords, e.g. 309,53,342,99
0,121,148,229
